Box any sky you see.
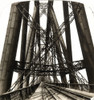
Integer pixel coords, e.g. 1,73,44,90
0,0,94,83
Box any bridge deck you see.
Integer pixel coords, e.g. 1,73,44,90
26,83,94,100
26,83,71,100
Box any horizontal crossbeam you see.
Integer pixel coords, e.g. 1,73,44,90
13,60,85,75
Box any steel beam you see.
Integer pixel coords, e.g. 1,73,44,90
63,1,78,87
63,1,72,63
25,3,38,64
55,46,67,83
72,2,94,92
46,1,59,83
48,2,67,55
48,2,67,83
0,2,26,94
18,2,29,89
45,1,52,64
35,1,41,67
24,1,40,86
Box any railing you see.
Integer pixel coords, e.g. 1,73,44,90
0,84,39,100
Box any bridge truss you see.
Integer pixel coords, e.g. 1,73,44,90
0,0,94,99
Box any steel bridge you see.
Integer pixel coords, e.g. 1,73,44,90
0,0,94,100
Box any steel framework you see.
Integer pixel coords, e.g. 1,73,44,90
0,0,94,99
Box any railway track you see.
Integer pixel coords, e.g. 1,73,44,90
45,83,93,100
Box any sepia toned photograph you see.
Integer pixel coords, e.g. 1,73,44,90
0,0,94,99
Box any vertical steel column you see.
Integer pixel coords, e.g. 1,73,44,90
35,1,41,71
26,2,39,64
45,1,58,83
45,1,51,64
48,2,67,84
55,44,67,83
51,17,67,83
0,2,23,94
33,1,40,84
63,1,78,87
35,1,42,83
18,2,29,88
24,1,40,86
72,2,94,92
49,3,67,55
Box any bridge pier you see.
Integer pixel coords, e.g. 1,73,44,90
0,2,23,94
72,2,94,92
